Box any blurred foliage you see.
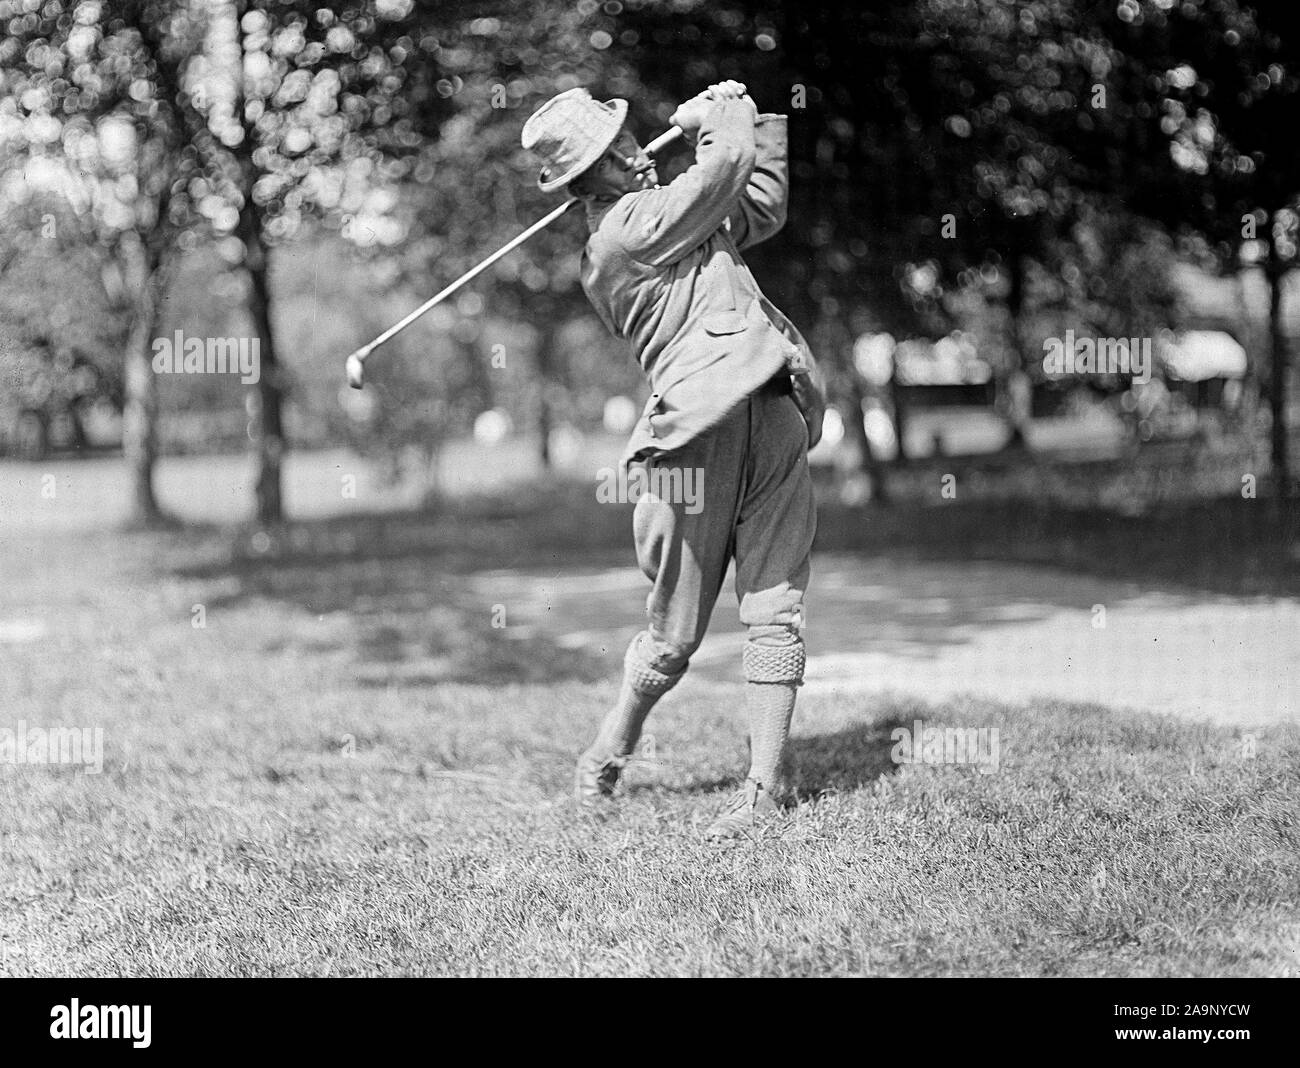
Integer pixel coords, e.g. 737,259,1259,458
0,0,453,249
0,196,130,455
613,0,1295,379
0,0,1296,486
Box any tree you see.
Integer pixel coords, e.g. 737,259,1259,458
1,0,454,524
0,199,130,460
916,0,1298,485
1093,0,1300,495
0,0,202,523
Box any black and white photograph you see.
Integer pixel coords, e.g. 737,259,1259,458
0,0,1296,1016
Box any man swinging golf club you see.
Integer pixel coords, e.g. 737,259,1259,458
522,81,825,841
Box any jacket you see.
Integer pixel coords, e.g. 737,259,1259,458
580,98,816,467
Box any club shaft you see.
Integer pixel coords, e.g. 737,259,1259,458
358,125,683,357
364,199,574,353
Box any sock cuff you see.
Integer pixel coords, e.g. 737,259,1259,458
742,640,806,684
624,636,686,696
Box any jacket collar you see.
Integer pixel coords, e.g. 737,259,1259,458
584,189,643,230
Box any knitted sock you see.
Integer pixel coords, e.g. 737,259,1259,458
742,640,805,796
591,633,685,757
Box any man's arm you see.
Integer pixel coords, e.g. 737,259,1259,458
726,113,788,250
619,95,758,268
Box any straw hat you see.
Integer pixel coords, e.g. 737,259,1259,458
521,87,629,193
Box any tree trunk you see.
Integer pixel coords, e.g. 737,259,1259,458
423,443,441,501
888,349,908,463
1234,267,1260,409
999,248,1031,449
239,201,284,525
121,246,164,527
1266,247,1291,499
234,4,284,526
845,376,887,502
535,318,557,471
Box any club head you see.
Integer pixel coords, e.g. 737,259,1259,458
345,350,367,390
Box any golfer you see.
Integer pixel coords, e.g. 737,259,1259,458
522,82,825,840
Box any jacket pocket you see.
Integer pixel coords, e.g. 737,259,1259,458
702,310,749,336
638,389,664,441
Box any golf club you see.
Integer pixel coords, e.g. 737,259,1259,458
345,123,684,390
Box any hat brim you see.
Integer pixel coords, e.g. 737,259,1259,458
537,98,629,193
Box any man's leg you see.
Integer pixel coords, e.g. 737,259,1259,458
575,412,747,803
705,384,817,839
741,617,808,797
574,631,685,802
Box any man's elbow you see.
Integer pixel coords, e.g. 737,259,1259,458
767,199,788,236
747,201,787,247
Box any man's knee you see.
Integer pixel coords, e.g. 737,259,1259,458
743,625,806,683
738,580,806,637
625,629,692,691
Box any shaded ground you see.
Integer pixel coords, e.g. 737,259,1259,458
459,556,1299,727
6,448,1295,727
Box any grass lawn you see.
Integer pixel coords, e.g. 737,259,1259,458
2,480,1298,977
